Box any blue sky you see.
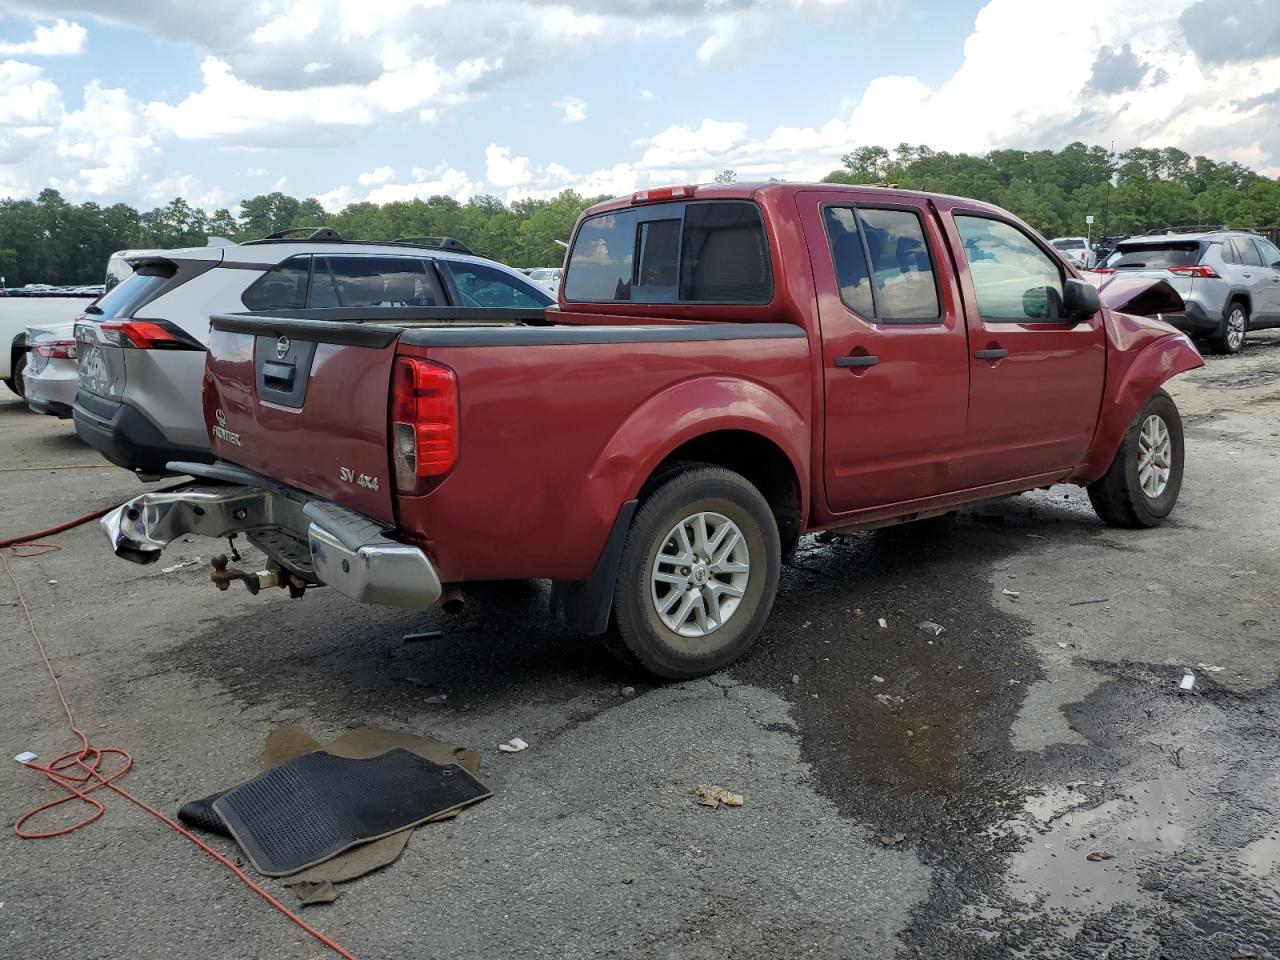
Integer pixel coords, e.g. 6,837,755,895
0,0,1276,213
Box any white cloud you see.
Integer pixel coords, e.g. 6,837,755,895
0,60,63,165
357,165,396,185
554,96,587,124
0,19,87,57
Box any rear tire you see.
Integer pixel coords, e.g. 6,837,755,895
1087,390,1184,528
608,465,780,680
1210,301,1247,354
6,350,27,399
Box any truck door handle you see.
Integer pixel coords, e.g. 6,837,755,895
974,348,1009,360
835,355,878,368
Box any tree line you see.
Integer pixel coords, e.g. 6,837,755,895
2,142,1277,286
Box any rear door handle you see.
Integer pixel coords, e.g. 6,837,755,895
835,355,878,368
974,348,1009,360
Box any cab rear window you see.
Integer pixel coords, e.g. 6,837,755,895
564,200,772,304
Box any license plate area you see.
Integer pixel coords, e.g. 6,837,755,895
76,327,125,399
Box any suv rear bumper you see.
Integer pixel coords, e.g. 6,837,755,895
101,465,442,609
1177,299,1222,335
74,391,212,474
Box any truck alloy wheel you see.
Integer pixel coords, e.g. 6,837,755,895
1087,389,1184,528
610,465,780,679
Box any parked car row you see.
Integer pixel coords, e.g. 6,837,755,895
98,182,1203,680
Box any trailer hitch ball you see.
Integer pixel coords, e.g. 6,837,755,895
210,554,281,595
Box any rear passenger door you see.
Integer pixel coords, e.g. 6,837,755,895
943,211,1105,487
797,191,971,513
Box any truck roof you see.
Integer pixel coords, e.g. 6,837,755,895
580,181,1013,219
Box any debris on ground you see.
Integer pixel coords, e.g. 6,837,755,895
498,737,529,753
917,621,945,637
1086,851,1115,862
422,694,448,705
1002,588,1020,601
619,686,636,698
1068,598,1109,606
1197,662,1225,673
1179,673,1196,692
791,674,800,685
403,629,443,643
694,785,744,808
875,694,904,706
1056,642,1070,649
871,675,885,684
877,833,906,846
853,607,863,617
14,751,37,764
161,558,201,574
878,618,888,629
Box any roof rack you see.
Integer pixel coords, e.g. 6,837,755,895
1139,223,1257,237
392,236,475,255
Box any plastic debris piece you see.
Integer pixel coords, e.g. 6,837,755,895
620,686,636,698
694,785,744,808
1068,598,1108,606
871,675,885,684
1197,663,1225,673
403,630,443,644
878,618,888,629
14,751,37,765
47,579,57,585
878,833,906,846
1056,642,1070,649
1086,851,1114,862
498,737,529,753
1002,588,1020,601
917,621,945,637
791,674,800,685
1179,673,1196,692
161,558,201,574
875,694,904,706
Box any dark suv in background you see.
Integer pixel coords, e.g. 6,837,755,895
1100,229,1280,353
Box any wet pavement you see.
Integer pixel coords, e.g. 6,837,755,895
2,333,1280,959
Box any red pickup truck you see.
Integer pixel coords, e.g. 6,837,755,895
104,183,1202,678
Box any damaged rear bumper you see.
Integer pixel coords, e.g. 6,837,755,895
101,464,441,609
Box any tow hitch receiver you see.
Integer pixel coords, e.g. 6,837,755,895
210,554,308,597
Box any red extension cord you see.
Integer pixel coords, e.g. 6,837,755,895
3,511,358,958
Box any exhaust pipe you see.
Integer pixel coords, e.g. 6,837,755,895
438,583,465,615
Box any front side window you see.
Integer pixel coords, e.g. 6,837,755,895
1253,238,1280,269
564,201,771,304
955,216,1065,321
444,261,553,308
241,256,309,311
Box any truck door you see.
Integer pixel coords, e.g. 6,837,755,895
941,209,1106,486
796,191,970,514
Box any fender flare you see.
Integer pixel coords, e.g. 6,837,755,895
1075,334,1203,484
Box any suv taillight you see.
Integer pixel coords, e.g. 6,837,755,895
99,319,202,350
1167,265,1219,279
392,357,458,493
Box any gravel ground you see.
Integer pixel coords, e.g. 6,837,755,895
2,333,1279,960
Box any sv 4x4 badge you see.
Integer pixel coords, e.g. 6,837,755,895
340,466,381,492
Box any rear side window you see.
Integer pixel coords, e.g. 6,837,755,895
1233,238,1263,267
564,201,771,304
1219,241,1238,265
444,261,554,308
1105,244,1201,270
326,257,436,307
241,256,309,311
858,209,940,320
823,207,875,317
92,262,175,318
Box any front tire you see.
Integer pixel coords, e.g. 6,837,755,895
609,465,781,679
1087,389,1184,528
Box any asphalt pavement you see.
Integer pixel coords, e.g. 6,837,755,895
2,335,1278,960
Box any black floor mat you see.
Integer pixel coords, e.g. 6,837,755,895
211,749,491,876
178,791,230,837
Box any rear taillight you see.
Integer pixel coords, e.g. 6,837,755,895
1167,265,1219,279
33,340,76,360
99,319,202,350
391,357,458,493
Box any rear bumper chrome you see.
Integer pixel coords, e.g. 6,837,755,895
101,481,441,609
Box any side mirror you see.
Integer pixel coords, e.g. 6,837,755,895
1062,277,1100,320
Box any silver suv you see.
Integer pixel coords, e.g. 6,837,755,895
1101,229,1280,353
74,230,554,475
